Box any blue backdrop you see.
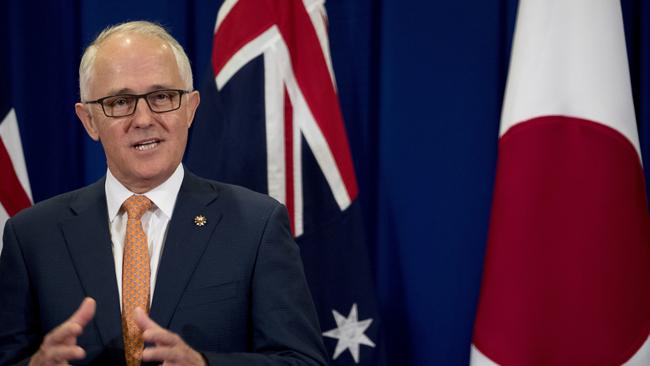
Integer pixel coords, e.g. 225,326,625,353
4,0,650,364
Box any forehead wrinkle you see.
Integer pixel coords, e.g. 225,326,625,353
89,35,183,98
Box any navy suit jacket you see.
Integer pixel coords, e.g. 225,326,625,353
0,171,328,365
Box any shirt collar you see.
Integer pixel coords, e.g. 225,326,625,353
105,164,185,222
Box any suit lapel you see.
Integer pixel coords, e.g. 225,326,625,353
60,179,123,349
149,172,222,328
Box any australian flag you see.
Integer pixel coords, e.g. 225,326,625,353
0,7,32,254
185,0,385,364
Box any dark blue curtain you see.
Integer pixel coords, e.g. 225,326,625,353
4,0,649,364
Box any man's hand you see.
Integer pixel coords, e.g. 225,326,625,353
134,307,206,366
29,298,96,366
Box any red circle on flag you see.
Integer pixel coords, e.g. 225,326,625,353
473,116,650,365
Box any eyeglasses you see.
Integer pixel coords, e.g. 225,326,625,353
84,89,191,118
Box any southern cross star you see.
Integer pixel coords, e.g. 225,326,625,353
322,303,375,363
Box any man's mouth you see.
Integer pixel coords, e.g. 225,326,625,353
133,139,161,151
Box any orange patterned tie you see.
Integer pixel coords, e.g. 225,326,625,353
121,195,153,366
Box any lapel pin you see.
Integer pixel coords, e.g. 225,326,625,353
194,215,207,227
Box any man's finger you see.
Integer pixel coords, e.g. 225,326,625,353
43,298,96,347
68,297,96,328
134,307,159,332
135,308,180,347
141,345,175,362
46,344,86,362
142,327,180,347
44,322,86,346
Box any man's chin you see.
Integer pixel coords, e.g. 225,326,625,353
117,169,172,193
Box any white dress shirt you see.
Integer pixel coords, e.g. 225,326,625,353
105,164,184,309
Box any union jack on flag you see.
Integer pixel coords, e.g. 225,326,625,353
186,0,385,364
211,0,358,236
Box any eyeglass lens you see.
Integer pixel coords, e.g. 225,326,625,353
102,90,182,117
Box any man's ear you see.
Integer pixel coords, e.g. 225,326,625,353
75,103,100,141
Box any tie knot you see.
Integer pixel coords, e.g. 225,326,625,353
122,195,152,220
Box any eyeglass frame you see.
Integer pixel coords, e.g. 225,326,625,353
83,89,192,118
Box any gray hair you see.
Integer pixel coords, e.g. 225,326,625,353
79,21,193,100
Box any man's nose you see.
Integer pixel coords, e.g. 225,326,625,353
131,97,154,127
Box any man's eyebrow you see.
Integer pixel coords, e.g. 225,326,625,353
106,85,175,96
105,88,136,96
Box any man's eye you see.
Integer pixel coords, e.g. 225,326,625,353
108,97,130,107
153,92,171,101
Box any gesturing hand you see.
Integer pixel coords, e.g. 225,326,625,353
29,298,96,366
134,307,206,366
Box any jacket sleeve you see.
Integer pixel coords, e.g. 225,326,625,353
201,203,329,366
0,219,38,366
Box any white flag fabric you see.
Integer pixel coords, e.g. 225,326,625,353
472,0,650,364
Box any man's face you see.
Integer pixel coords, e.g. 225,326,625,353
75,33,200,193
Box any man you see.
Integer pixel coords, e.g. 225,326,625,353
0,21,328,366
